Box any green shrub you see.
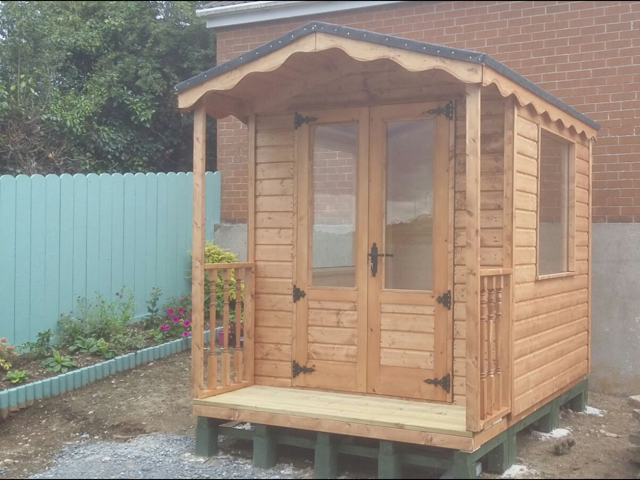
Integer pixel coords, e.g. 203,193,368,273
41,350,77,374
5,370,30,385
203,243,244,318
144,286,163,328
22,329,54,359
58,289,135,346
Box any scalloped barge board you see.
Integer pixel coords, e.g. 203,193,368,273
0,331,211,420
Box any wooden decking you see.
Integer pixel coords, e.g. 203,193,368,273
194,386,474,450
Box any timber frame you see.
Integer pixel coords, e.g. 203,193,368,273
178,21,599,478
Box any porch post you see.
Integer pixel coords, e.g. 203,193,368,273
465,83,482,433
192,102,207,399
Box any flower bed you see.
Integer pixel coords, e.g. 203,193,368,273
0,332,211,421
1,287,200,393
0,244,241,418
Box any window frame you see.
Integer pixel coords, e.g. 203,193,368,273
536,126,577,281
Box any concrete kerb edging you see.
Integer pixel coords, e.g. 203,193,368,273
0,330,212,420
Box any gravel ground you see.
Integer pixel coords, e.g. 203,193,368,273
30,435,313,480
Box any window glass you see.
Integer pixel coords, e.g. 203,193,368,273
539,131,572,276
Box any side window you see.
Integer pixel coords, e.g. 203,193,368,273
538,130,574,277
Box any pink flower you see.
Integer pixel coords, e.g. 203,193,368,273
172,316,181,324
167,309,175,317
183,331,192,338
183,320,192,328
160,325,171,332
179,308,185,314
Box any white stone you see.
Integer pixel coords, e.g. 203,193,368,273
534,428,572,442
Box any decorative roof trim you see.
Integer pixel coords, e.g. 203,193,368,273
176,22,600,135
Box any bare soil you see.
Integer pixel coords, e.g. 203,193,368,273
0,351,637,479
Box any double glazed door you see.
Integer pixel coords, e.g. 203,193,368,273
293,103,453,402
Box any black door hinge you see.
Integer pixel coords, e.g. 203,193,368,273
294,112,318,129
292,360,315,379
427,101,454,120
425,374,451,394
293,285,306,303
436,290,452,310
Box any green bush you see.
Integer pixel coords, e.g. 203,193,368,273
203,243,244,319
58,289,135,346
22,329,54,359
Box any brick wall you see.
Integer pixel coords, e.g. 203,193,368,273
214,0,640,223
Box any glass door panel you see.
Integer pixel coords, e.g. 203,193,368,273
384,119,436,291
311,124,358,288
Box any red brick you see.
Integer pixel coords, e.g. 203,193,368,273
213,0,640,224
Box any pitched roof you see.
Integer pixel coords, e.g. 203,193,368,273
176,21,600,132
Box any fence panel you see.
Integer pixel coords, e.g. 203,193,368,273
0,171,221,345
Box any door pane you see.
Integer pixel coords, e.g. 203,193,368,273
384,120,435,291
311,124,358,287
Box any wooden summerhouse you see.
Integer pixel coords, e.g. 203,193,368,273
177,23,599,479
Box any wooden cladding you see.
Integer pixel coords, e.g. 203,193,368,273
479,272,512,428
196,263,255,398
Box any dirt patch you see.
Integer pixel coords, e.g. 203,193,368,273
502,392,639,479
0,352,638,479
0,352,195,478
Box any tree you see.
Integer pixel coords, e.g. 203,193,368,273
0,1,216,176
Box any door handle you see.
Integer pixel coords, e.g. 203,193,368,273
368,242,393,278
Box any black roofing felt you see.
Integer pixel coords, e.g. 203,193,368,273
176,22,600,131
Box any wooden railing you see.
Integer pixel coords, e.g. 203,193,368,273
479,269,512,428
195,263,254,399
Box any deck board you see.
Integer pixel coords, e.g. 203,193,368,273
194,386,470,438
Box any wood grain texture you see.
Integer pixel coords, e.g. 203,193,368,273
253,114,296,386
511,107,592,417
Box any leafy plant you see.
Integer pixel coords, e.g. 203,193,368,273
95,339,117,359
110,331,148,354
0,359,11,373
144,286,165,329
146,286,163,321
41,350,78,374
58,289,136,346
202,243,244,318
0,338,17,371
57,314,90,349
22,329,54,359
5,370,30,385
69,338,100,355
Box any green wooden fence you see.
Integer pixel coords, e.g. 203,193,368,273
0,171,221,345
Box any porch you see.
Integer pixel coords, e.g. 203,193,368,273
194,385,471,449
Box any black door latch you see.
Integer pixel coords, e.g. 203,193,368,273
368,243,393,278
